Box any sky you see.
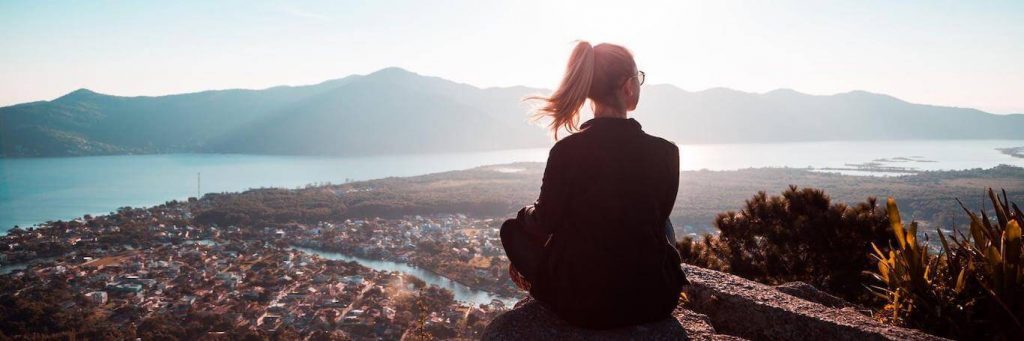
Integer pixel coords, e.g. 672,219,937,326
1,0,1022,113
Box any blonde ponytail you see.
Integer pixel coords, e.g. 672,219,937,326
528,41,596,140
527,41,637,140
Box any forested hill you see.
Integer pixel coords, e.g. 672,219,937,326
0,68,547,157
2,67,1023,158
193,163,1024,235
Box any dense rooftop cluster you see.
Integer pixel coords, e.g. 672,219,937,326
0,200,511,339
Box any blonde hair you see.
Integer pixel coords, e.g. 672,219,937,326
527,41,637,140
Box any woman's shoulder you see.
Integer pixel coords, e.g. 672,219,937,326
642,133,679,154
553,129,677,155
550,132,586,152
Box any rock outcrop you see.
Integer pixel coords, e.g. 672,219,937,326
481,297,741,340
773,281,858,309
482,264,948,340
679,264,944,340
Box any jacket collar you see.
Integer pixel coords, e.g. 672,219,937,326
580,117,643,132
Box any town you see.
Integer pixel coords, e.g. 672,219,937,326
0,199,517,339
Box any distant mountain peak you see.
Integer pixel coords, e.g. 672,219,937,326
66,88,98,96
765,88,805,96
835,90,905,104
366,67,419,78
645,83,689,93
53,88,104,103
698,87,752,96
357,66,488,93
841,90,876,96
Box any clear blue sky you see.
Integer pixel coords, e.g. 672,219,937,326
2,0,1022,113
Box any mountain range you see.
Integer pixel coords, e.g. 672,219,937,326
1,67,1021,158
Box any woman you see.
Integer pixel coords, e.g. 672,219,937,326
500,41,688,330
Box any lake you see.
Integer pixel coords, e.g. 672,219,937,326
2,139,1023,232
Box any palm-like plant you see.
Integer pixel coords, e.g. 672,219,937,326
870,189,1024,339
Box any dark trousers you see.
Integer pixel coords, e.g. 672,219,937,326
500,218,677,282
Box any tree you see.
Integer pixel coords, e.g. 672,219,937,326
678,186,892,302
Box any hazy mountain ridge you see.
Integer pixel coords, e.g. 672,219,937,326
2,67,1022,158
635,85,1024,144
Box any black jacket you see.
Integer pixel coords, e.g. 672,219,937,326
519,116,687,329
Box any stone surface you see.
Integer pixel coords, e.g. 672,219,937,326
481,297,698,340
673,308,747,341
681,264,946,341
674,308,716,338
482,264,950,340
774,281,857,309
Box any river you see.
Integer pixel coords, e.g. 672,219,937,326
291,246,519,307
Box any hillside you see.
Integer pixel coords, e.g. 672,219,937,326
3,67,1023,157
637,86,1024,144
193,163,1024,235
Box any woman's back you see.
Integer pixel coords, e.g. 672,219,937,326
528,117,685,329
501,40,687,330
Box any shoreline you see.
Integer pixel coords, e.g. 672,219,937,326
4,138,1024,160
997,146,1024,159
6,161,1024,233
6,161,1024,236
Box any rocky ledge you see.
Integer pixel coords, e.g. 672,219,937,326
480,297,737,340
482,264,947,340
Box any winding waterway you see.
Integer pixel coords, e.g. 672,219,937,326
291,246,519,307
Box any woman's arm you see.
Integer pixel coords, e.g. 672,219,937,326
662,144,680,227
519,143,571,241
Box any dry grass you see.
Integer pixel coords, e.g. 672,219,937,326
81,252,136,268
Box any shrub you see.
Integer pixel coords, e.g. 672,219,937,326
678,185,892,302
871,190,1024,339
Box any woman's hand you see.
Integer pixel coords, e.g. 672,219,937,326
517,203,551,244
517,203,537,228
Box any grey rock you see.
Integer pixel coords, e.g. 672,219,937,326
681,264,946,340
482,297,694,340
482,265,947,341
673,308,747,341
774,281,857,309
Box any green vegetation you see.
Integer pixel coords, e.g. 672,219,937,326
193,165,525,227
186,163,1024,237
997,146,1024,159
196,189,350,226
0,274,127,339
676,186,892,302
870,191,1024,339
678,185,1024,339
672,165,1024,234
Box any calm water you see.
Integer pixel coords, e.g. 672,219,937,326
292,246,518,306
2,140,1023,232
